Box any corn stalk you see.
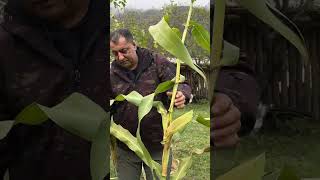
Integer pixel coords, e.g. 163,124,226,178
161,1,194,177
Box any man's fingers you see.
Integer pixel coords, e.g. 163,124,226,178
212,105,241,129
167,91,186,108
212,118,241,139
211,93,232,116
214,134,240,148
176,103,185,109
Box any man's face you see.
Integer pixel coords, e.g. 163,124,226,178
22,0,72,22
110,36,138,70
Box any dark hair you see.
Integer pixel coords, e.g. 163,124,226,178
110,29,134,44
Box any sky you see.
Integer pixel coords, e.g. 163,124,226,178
125,0,209,10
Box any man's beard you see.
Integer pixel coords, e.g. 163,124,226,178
117,59,133,69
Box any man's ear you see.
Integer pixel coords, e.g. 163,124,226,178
132,42,137,50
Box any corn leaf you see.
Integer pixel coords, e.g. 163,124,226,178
155,81,175,94
167,110,193,136
90,117,109,180
15,102,48,125
239,0,309,63
190,20,239,66
0,121,14,139
138,93,155,121
153,101,168,131
217,153,265,180
11,93,110,179
171,156,193,180
221,41,240,66
190,20,210,53
114,91,143,106
172,28,182,39
149,18,206,81
37,93,108,142
193,146,210,155
195,115,210,127
110,121,144,158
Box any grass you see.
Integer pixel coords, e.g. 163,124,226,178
110,100,210,179
216,117,320,179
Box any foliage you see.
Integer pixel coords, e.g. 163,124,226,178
0,93,110,180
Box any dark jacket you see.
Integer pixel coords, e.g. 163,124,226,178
0,0,109,180
215,54,259,136
111,47,191,151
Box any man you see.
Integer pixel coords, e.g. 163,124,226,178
0,0,109,179
110,29,191,180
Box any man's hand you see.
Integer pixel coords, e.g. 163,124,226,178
211,93,241,148
166,91,186,108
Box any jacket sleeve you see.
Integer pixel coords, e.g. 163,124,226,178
215,53,259,135
155,54,192,100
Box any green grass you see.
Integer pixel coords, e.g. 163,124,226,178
110,101,210,179
217,117,320,179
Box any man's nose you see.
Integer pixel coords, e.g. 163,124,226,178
117,52,125,61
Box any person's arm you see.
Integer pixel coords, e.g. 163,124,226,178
211,54,259,147
215,55,259,135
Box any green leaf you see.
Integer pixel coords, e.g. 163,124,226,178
195,115,210,127
167,110,193,135
164,13,170,24
153,101,168,131
37,93,108,142
138,93,155,121
172,28,182,39
90,117,110,180
221,41,240,66
155,81,175,94
239,0,309,63
114,91,143,106
217,153,266,180
15,103,48,125
149,18,206,81
190,21,210,53
277,166,300,180
110,121,144,158
171,156,192,180
193,146,210,155
0,121,14,139
171,74,186,83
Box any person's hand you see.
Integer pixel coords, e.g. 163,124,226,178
211,93,241,148
166,91,186,108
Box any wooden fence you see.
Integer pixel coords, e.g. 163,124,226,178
222,9,320,120
182,8,320,120
181,65,209,101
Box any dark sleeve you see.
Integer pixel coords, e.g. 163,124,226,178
215,54,259,135
155,54,192,100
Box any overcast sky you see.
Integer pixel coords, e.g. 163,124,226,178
125,0,209,10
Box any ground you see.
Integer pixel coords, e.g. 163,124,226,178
216,116,320,179
110,101,210,180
